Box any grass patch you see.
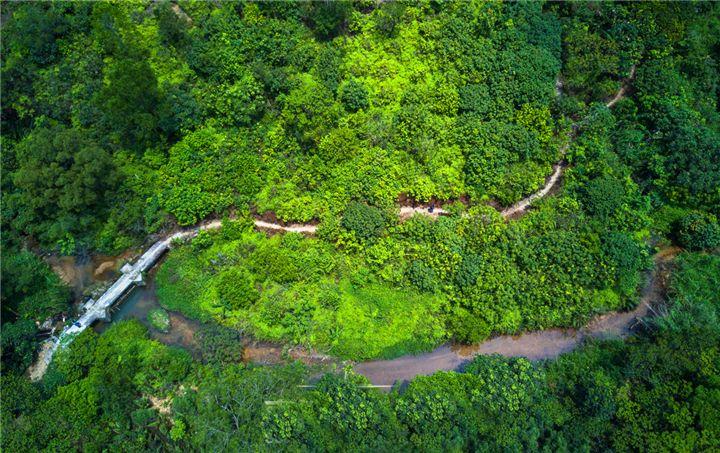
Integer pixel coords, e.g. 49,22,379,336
156,230,447,360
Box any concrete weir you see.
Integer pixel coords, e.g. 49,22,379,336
40,222,220,369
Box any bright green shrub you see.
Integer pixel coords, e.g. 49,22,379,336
215,268,259,311
158,127,261,225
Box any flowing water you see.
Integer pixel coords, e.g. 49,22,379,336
47,252,203,355
47,243,676,386
93,278,203,357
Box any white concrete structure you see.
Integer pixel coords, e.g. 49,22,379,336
40,221,221,368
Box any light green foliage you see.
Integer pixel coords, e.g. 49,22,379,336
158,229,446,360
148,308,171,333
197,72,264,127
158,127,261,225
215,268,259,312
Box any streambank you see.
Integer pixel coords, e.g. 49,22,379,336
353,246,677,385
35,240,676,387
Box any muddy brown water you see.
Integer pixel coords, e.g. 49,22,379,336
47,252,204,355
354,247,677,386
48,245,677,387
93,278,204,357
46,252,134,299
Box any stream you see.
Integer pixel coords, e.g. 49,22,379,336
93,272,204,358
48,254,203,356
46,245,675,386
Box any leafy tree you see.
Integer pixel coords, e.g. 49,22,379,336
94,54,159,151
341,202,385,240
406,260,439,293
155,1,190,49
197,74,264,127
302,0,353,40
1,250,70,322
197,324,244,365
312,374,406,449
8,126,117,249
676,212,720,251
215,268,259,311
580,174,627,222
0,319,40,373
158,127,261,225
601,231,649,299
339,79,369,112
173,363,304,451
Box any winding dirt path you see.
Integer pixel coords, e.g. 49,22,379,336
254,219,317,234
353,246,678,385
606,65,636,108
500,145,569,219
498,65,637,219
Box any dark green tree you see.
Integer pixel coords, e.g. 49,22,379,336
9,126,117,250
341,202,385,240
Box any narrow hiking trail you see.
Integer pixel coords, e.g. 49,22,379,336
34,67,639,380
353,246,679,385
499,65,637,219
606,65,636,108
500,143,570,219
254,219,317,234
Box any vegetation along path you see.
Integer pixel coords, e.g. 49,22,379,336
34,66,637,379
501,65,636,218
354,246,678,386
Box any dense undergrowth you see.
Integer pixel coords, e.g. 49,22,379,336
157,188,650,359
3,251,718,451
2,1,720,450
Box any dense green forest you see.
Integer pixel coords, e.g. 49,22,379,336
2,0,719,450
3,251,719,451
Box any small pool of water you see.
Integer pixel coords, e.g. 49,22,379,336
93,276,203,357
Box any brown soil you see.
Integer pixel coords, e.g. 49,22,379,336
254,210,319,227
242,341,339,367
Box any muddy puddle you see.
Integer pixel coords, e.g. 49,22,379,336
46,250,136,299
